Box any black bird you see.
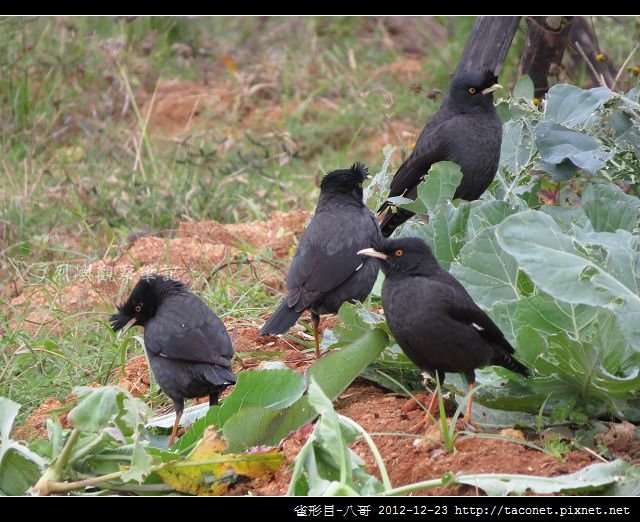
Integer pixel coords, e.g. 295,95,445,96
379,69,503,237
358,238,528,425
110,275,236,446
260,163,382,358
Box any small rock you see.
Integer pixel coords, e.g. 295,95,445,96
500,428,525,440
595,421,637,446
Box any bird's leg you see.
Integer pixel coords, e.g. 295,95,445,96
209,392,220,406
168,400,184,447
408,386,441,434
311,312,321,359
422,388,440,431
462,382,475,425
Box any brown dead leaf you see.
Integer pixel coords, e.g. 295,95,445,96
157,427,283,496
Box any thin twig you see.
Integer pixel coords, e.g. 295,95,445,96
589,16,601,55
574,41,608,88
612,42,640,91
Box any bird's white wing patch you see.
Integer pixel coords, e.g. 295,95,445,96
471,322,484,332
355,262,364,272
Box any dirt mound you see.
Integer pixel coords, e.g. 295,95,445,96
12,382,103,441
229,383,600,496
12,398,67,441
114,355,151,397
138,80,235,137
178,210,309,258
337,386,595,496
8,211,309,335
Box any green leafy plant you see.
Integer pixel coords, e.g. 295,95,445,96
3,302,388,495
286,373,633,497
0,398,46,495
367,79,640,427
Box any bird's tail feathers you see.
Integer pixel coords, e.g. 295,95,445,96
495,351,530,377
380,207,415,238
260,300,303,336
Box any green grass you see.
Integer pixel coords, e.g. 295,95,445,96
2,15,639,421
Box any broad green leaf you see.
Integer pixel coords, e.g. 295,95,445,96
512,75,534,101
223,327,388,452
457,459,628,496
496,210,640,351
396,161,463,215
544,84,614,128
0,398,20,441
591,311,640,375
361,346,424,393
330,302,387,345
447,366,543,415
582,183,640,233
611,110,640,153
605,465,640,495
467,200,522,239
0,443,46,496
495,100,512,122
515,326,549,368
419,161,463,213
540,205,591,232
575,228,639,298
67,386,122,432
0,398,46,496
172,369,305,452
531,334,640,414
515,293,597,340
121,439,153,483
498,122,538,199
307,380,357,482
535,121,613,177
412,202,471,269
118,395,153,437
287,380,382,496
68,386,150,435
216,369,306,426
450,226,520,307
467,402,537,429
535,159,580,180
489,300,521,344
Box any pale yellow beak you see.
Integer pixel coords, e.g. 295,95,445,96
482,83,502,95
117,317,137,339
357,247,388,261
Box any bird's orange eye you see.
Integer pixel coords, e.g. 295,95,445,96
395,249,404,257
135,304,142,313
468,87,476,94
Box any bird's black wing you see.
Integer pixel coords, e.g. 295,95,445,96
434,271,515,355
144,295,234,368
286,208,379,311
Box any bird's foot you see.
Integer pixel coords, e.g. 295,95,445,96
456,418,476,432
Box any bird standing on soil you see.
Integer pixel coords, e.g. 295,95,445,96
379,69,503,237
110,275,236,446
260,163,382,358
358,237,528,426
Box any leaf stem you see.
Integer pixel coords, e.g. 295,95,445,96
341,416,392,491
